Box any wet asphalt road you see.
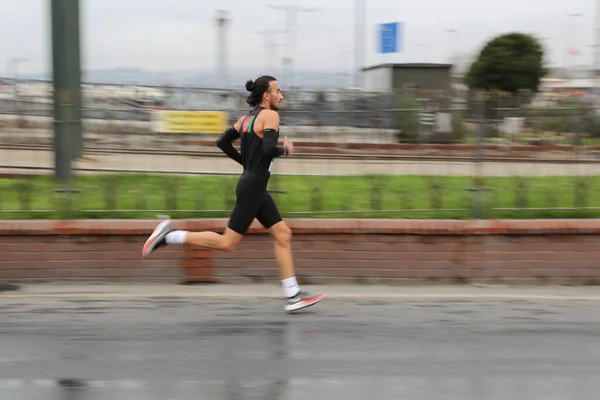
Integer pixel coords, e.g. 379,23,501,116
2,294,600,399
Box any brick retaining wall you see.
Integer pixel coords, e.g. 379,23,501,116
1,219,600,285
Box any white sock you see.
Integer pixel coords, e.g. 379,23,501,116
165,230,187,244
282,276,300,298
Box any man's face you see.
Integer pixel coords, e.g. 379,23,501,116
265,80,284,111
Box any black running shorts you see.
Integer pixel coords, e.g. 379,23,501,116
228,171,282,235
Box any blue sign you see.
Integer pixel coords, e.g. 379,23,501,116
378,22,402,54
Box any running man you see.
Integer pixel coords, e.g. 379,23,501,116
142,75,324,312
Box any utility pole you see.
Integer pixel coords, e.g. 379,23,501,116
7,58,29,113
444,29,458,64
8,58,29,82
253,30,286,72
566,13,583,75
594,0,600,82
267,4,318,88
215,10,229,88
51,0,83,184
354,0,366,88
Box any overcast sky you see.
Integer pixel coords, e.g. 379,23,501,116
1,0,597,77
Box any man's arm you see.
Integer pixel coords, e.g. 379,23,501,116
216,118,243,165
261,110,287,158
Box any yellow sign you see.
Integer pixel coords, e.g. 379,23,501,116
153,110,228,134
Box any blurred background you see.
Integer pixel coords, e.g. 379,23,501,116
2,0,600,220
4,2,600,399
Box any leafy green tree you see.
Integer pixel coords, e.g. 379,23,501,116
466,33,546,93
394,91,421,143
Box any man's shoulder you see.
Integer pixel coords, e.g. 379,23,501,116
258,109,278,117
257,109,279,122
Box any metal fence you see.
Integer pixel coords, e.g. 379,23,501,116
0,78,401,127
1,78,600,220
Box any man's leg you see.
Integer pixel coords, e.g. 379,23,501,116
142,218,245,257
256,192,324,312
143,187,257,257
183,228,243,252
268,221,295,280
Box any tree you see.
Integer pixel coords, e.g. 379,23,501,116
394,91,421,143
465,33,546,94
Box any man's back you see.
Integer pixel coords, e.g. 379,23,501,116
238,107,280,173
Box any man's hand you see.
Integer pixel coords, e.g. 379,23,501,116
283,136,294,155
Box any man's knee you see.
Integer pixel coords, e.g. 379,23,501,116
273,223,292,245
220,229,242,252
220,240,238,252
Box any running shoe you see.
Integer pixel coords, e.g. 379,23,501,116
284,291,325,312
142,217,172,257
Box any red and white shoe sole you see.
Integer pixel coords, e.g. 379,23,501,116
142,235,158,257
284,294,325,312
142,219,171,257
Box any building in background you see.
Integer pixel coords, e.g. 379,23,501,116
361,63,453,92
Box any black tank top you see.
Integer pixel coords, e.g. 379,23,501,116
239,107,279,174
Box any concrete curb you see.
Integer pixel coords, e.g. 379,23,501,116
4,293,600,301
3,284,600,301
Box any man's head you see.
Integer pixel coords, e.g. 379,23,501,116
245,75,283,111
